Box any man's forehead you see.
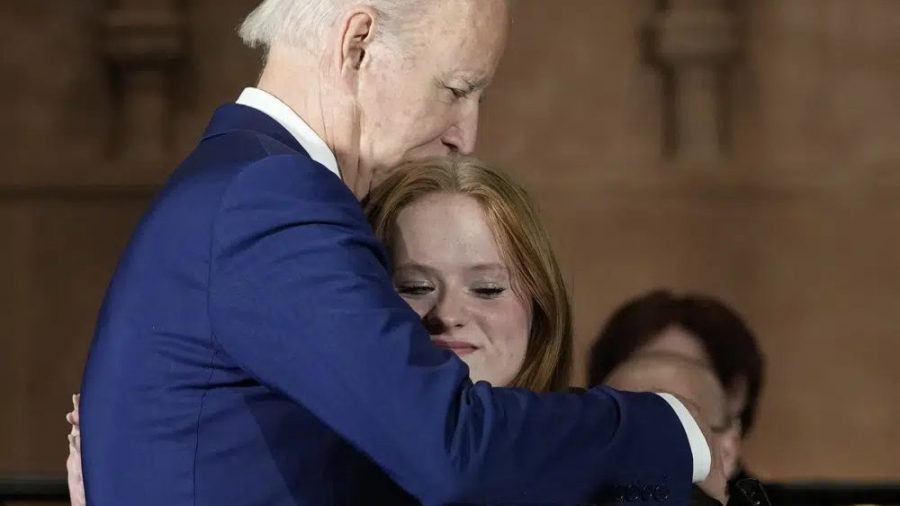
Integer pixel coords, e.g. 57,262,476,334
424,0,507,78
432,32,502,79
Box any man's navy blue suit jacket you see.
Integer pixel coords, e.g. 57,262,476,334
80,103,694,505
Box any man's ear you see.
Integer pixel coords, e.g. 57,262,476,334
338,9,377,81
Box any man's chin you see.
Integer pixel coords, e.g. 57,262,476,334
368,162,405,189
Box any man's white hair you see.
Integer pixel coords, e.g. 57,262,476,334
238,0,428,52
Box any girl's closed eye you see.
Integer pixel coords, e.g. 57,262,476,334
471,284,507,299
396,282,434,297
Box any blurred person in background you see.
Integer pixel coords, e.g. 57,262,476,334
588,289,766,488
606,353,741,481
605,353,776,506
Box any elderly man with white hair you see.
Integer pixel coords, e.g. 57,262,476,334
77,1,725,505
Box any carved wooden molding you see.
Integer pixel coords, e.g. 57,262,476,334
650,0,741,163
100,1,186,162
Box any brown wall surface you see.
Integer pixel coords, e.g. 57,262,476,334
2,0,898,482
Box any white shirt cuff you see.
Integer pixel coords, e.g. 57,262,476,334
656,392,711,483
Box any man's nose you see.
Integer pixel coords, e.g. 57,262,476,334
441,102,480,155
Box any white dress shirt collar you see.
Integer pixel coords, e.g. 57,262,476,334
236,87,341,179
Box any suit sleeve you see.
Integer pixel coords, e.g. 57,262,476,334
208,156,694,505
